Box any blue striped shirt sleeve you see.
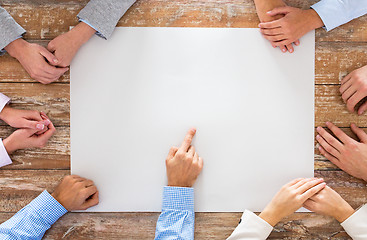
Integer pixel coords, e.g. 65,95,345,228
154,186,195,240
0,190,67,240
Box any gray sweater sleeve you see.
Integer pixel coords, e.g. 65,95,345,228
77,0,136,40
0,7,26,53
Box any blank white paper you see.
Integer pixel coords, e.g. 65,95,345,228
70,27,315,212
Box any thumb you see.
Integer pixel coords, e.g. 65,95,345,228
22,127,40,138
47,40,56,52
39,47,59,66
267,6,293,16
21,118,47,130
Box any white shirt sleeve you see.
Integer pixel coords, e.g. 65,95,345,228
0,139,11,167
0,93,10,113
227,210,273,240
311,0,367,31
341,204,367,240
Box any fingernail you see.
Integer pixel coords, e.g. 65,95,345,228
36,124,45,130
44,119,51,125
289,49,293,53
325,122,330,126
267,11,271,14
282,49,286,52
316,126,321,132
316,135,320,140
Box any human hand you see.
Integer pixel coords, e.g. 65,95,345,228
2,119,56,154
316,122,367,182
303,186,354,222
340,65,367,114
4,38,69,84
47,22,96,67
0,105,50,131
258,7,324,48
51,175,99,211
259,178,325,226
253,0,299,53
166,128,203,187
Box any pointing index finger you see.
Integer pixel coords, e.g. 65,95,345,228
179,128,196,152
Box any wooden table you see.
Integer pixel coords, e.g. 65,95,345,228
1,0,367,239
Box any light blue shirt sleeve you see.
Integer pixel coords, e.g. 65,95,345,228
311,0,367,31
155,186,195,240
0,190,67,240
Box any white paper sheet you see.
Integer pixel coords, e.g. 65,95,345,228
70,27,315,212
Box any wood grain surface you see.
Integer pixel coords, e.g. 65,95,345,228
0,0,366,239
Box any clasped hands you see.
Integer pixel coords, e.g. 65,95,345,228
0,105,55,154
256,1,323,53
4,22,95,84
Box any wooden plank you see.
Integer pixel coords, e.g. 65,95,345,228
0,212,347,239
1,41,367,85
0,170,69,212
1,0,367,42
316,42,367,85
0,126,363,171
1,83,366,127
0,83,69,126
315,85,367,127
0,126,69,170
0,170,364,211
0,170,358,239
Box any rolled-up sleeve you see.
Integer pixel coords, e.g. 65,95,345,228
77,0,136,39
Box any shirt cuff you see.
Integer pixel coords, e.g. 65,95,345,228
228,210,273,239
341,204,367,238
0,139,11,167
0,93,10,113
162,186,194,212
78,18,105,39
28,190,68,225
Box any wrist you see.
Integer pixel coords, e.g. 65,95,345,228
305,9,324,31
4,38,28,59
71,22,96,46
259,208,282,227
3,137,17,154
0,105,11,121
334,205,355,223
168,182,193,188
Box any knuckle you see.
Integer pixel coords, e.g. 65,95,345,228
64,175,72,181
176,152,184,158
185,156,193,162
